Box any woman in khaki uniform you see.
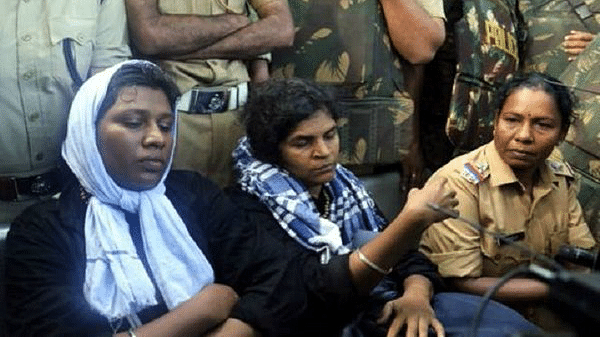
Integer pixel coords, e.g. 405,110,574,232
419,72,597,331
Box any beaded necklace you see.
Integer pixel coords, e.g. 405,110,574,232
315,188,331,219
79,185,91,204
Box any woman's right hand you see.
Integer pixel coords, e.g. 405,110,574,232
401,178,458,228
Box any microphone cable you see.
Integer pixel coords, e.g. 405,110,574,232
426,203,564,272
468,265,534,337
426,203,568,337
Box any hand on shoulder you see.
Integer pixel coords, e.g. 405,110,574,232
401,177,459,228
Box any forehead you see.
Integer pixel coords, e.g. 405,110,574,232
106,86,172,114
500,88,559,119
287,110,336,137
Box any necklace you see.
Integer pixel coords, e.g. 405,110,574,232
321,189,331,219
79,185,91,204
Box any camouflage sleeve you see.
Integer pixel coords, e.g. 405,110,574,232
567,176,598,249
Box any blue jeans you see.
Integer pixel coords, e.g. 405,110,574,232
343,289,541,337
434,292,541,337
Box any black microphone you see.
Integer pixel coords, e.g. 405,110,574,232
527,265,600,337
554,245,600,270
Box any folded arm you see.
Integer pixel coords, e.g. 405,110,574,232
112,284,240,337
379,0,446,64
126,0,294,60
6,199,239,337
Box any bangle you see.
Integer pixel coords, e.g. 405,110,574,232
127,328,137,337
356,249,393,275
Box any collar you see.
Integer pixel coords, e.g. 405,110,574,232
485,141,564,190
486,141,520,187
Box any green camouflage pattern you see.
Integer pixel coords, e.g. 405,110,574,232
270,0,413,166
445,0,522,153
556,34,600,240
520,0,600,78
336,95,413,165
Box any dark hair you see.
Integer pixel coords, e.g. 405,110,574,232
242,78,339,165
96,62,180,124
494,72,576,133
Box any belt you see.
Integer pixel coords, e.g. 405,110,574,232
0,169,62,202
177,82,248,114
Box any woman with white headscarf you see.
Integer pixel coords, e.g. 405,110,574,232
4,60,261,336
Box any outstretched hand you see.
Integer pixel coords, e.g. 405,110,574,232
401,177,458,228
563,30,595,61
377,292,444,337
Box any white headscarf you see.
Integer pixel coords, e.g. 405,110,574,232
61,60,214,324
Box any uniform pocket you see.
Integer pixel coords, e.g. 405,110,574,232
481,231,530,276
48,3,98,81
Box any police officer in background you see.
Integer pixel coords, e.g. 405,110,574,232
0,0,131,223
125,0,294,188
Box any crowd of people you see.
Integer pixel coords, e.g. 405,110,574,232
2,0,599,336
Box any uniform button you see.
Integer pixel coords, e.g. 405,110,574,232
77,33,85,42
35,152,44,161
494,254,502,260
23,70,34,80
21,34,31,42
29,113,40,122
23,0,29,3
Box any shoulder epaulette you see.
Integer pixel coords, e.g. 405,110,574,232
547,159,574,178
460,161,490,184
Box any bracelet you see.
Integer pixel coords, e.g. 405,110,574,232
127,328,137,337
356,249,393,275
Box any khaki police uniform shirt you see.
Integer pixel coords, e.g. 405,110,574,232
158,0,276,93
0,0,131,177
420,141,597,278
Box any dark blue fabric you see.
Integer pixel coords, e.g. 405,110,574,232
434,292,541,337
342,291,541,337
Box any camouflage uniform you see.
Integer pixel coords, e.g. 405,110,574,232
445,0,524,154
270,0,415,166
556,34,600,241
520,0,600,78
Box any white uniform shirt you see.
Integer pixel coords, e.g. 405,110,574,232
0,0,130,177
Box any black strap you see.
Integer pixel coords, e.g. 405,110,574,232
62,39,84,91
455,72,502,91
514,0,529,63
0,169,62,201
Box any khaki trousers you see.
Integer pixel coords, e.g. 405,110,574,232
172,110,245,189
